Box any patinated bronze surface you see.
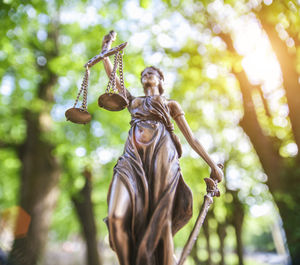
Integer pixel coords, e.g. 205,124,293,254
178,167,223,265
65,107,92,124
100,32,223,265
98,92,128,111
65,30,128,123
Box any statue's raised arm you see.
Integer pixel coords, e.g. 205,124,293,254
65,30,130,123
101,31,133,102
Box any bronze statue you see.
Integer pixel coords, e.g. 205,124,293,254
100,32,223,265
65,31,223,265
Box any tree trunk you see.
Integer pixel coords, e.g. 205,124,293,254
72,170,102,265
217,222,226,265
258,19,300,264
218,29,300,264
231,191,244,265
260,22,300,150
8,22,60,265
8,112,60,265
203,219,212,265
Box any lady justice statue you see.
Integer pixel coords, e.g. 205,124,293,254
100,31,223,265
66,31,223,265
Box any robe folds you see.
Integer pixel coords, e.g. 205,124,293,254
107,95,193,264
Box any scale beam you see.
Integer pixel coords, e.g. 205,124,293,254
84,42,127,68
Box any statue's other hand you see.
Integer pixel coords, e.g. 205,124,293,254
102,30,117,51
210,164,224,183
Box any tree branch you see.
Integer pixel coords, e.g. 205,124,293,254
259,20,300,154
257,87,272,118
219,33,284,191
0,141,20,149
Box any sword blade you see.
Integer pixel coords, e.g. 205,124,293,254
177,194,214,265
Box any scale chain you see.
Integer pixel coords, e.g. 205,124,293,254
118,52,125,96
106,51,119,93
81,67,90,110
73,66,90,109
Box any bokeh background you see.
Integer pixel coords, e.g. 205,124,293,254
0,0,299,265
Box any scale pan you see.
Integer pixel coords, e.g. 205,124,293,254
98,93,128,111
65,108,92,124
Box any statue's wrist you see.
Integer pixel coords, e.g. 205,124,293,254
210,164,218,171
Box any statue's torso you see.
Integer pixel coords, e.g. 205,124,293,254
128,95,169,146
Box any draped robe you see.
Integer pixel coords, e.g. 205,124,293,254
107,95,193,264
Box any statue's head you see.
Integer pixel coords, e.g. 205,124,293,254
141,66,164,95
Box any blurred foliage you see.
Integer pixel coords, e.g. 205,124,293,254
1,0,296,264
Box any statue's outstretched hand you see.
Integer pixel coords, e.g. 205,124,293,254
102,30,117,52
210,164,224,183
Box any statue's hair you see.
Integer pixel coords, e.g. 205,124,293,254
141,66,164,95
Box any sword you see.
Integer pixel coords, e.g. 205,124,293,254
177,164,223,265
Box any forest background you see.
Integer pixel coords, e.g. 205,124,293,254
0,0,300,265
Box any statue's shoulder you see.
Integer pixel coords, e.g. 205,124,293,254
153,94,165,101
129,96,143,109
167,99,185,119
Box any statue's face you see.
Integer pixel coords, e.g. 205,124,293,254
141,68,161,88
